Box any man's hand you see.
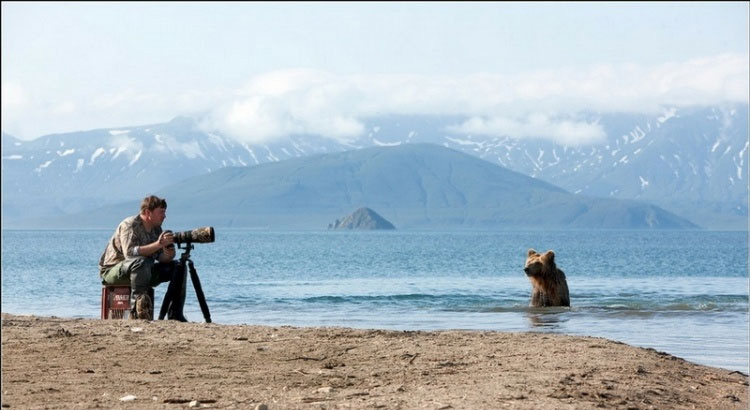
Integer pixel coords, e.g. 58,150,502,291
158,231,174,248
160,245,176,262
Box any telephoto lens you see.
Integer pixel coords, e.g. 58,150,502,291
172,226,215,244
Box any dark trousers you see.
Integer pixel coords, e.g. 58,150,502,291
101,257,179,294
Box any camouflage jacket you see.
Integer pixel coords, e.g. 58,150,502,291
99,214,162,274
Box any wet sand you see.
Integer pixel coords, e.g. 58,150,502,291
1,314,747,409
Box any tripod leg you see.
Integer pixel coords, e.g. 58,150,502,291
159,263,187,321
158,286,172,320
188,260,212,323
169,264,188,322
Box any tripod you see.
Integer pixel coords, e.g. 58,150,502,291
158,242,212,323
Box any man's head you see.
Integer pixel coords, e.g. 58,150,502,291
140,195,167,229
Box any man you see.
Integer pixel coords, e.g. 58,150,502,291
99,195,186,320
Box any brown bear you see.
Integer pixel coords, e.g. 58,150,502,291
524,249,570,307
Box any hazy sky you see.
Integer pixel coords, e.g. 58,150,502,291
2,2,748,143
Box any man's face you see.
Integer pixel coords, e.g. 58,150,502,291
146,207,167,227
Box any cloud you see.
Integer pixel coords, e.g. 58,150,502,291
52,101,76,115
1,81,28,110
152,134,205,159
94,89,166,110
204,54,748,145
3,54,747,143
203,69,367,144
3,85,225,140
446,114,606,146
108,134,143,160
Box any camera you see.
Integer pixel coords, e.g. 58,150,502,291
165,226,215,246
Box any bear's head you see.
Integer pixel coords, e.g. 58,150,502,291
524,249,556,278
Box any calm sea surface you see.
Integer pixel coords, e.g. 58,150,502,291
2,229,748,373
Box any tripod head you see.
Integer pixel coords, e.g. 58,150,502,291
167,242,194,260
177,242,194,258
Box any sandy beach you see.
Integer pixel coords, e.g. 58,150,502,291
1,313,747,409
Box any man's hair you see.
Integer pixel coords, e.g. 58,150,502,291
140,195,167,213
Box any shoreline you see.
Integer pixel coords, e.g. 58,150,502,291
2,313,748,409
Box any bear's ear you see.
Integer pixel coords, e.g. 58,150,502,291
527,249,537,256
543,250,555,263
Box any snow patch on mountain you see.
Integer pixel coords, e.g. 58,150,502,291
90,148,106,165
110,135,142,161
291,142,306,155
176,141,204,159
243,144,259,165
35,160,53,173
152,134,204,159
128,150,142,166
639,176,649,189
208,133,228,151
264,146,279,162
736,141,748,179
629,125,646,144
711,139,721,152
657,108,677,123
445,136,482,147
373,138,401,147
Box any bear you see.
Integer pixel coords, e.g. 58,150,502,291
524,249,570,307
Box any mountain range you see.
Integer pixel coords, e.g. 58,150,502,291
1,104,746,229
5,143,695,230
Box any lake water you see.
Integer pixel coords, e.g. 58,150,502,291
1,229,748,373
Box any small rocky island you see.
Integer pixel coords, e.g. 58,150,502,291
329,207,396,230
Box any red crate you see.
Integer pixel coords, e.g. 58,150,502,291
101,285,154,319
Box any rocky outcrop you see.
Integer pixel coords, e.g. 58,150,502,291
329,207,395,230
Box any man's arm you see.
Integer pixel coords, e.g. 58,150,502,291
139,231,174,258
121,229,174,258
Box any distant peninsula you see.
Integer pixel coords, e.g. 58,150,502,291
329,207,396,230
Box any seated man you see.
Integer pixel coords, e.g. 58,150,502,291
99,195,186,320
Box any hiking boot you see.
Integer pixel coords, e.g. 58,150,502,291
131,293,153,320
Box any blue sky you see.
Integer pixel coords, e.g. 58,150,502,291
2,2,748,143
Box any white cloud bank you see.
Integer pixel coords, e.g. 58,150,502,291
2,54,747,145
203,54,748,145
446,114,606,146
1,82,28,110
